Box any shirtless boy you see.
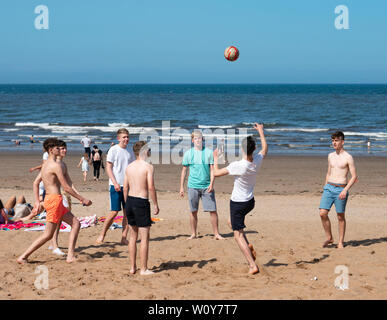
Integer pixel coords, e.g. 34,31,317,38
17,138,92,264
96,128,135,245
123,141,159,275
319,131,357,249
213,123,267,275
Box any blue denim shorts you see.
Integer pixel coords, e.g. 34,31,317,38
319,183,348,214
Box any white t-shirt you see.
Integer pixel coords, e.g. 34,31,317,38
226,153,264,202
81,137,91,148
106,144,135,186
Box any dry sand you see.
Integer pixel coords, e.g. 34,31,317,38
0,152,386,300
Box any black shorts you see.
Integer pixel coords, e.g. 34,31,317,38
125,196,151,228
230,198,255,231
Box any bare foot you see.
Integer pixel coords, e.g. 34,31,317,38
120,238,129,245
129,267,137,275
248,244,257,261
187,234,197,240
337,242,345,249
96,236,104,244
248,265,260,275
322,239,334,248
214,234,225,240
140,269,154,276
17,257,28,264
66,255,77,263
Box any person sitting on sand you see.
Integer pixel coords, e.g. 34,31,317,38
123,141,159,275
17,138,92,264
180,130,224,240
319,131,357,249
213,123,268,275
0,196,33,224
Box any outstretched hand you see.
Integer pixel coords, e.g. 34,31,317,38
254,123,264,131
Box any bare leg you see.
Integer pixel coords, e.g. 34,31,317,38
16,195,26,205
83,171,87,182
188,211,198,239
4,196,16,211
337,213,346,249
17,222,57,263
96,210,118,244
209,211,225,240
234,230,259,274
128,225,138,274
62,211,80,263
121,214,129,245
320,209,333,247
139,226,153,275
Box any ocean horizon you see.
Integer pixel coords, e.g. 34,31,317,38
1,84,386,157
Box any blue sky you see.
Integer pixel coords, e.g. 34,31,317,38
0,0,386,83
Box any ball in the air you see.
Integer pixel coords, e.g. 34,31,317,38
224,46,239,61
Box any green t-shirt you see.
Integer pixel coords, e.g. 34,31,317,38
182,147,214,189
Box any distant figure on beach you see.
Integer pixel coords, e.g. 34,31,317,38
30,135,35,144
96,128,135,245
14,140,20,146
78,153,90,182
319,131,357,249
17,138,92,264
91,145,104,181
213,123,267,275
180,130,224,240
123,141,159,275
81,134,92,158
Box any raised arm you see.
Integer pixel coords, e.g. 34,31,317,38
254,123,268,157
147,165,159,215
213,149,230,177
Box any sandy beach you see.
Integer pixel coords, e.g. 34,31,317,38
0,151,386,300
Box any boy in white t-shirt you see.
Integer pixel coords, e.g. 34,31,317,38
96,128,135,245
213,123,268,275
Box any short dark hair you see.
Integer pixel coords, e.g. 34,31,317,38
93,145,98,149
331,131,345,140
43,138,60,152
241,136,256,155
133,141,148,157
58,140,67,147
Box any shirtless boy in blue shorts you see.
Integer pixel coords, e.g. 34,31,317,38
319,131,357,249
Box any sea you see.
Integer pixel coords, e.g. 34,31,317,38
0,84,386,157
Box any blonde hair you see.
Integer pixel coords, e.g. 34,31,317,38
117,128,129,136
191,130,203,139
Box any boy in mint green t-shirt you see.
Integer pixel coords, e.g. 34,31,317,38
180,131,224,240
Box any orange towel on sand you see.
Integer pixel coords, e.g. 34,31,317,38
44,194,69,223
